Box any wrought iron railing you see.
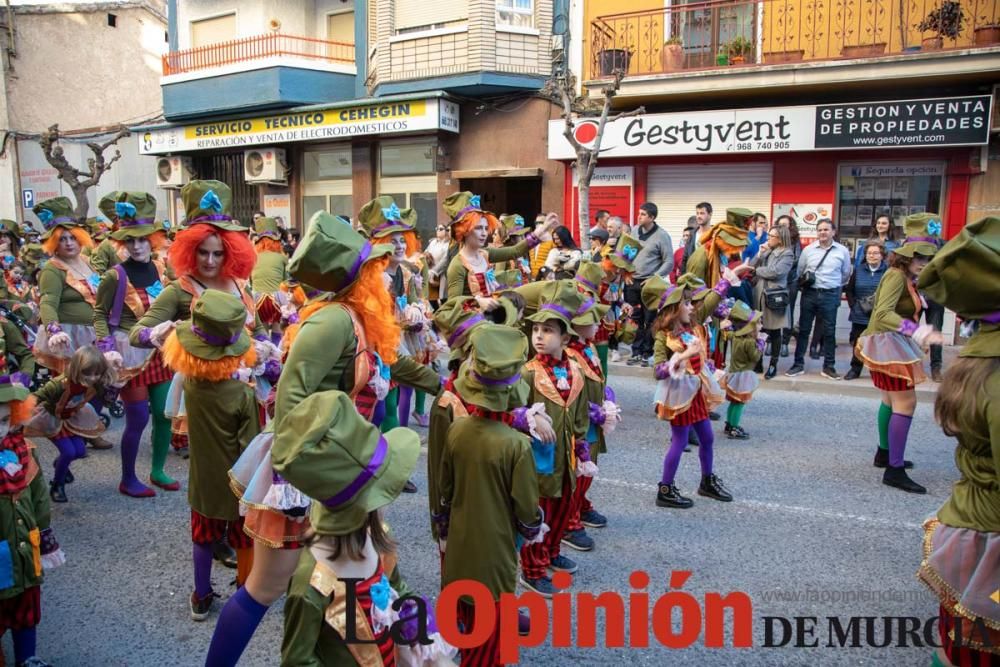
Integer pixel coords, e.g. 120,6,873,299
589,0,1000,78
163,33,355,76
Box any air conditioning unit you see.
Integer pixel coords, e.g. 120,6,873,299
156,156,192,188
244,148,287,185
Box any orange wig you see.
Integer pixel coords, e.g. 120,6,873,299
161,332,258,381
170,223,255,280
113,231,167,253
8,398,32,426
42,227,94,256
451,211,500,246
254,237,284,255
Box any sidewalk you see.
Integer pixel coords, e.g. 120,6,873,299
608,343,956,402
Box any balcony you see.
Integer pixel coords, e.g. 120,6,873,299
161,33,358,121
587,0,1000,99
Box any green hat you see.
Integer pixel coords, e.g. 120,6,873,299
726,207,755,228
453,324,531,412
0,220,22,240
272,390,420,536
608,233,643,272
401,207,418,231
0,371,30,404
180,180,244,232
500,214,529,236
641,275,683,312
677,273,710,301
19,242,45,269
894,212,943,258
253,216,282,240
33,197,80,240
569,282,609,327
443,191,484,224
98,191,122,222
493,269,524,291
434,296,517,361
174,289,251,360
358,196,412,238
917,215,998,327
525,280,580,336
109,191,159,240
574,261,604,296
289,211,393,294
728,300,762,335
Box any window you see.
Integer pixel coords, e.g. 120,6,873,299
303,147,353,181
380,141,436,177
190,13,236,48
836,163,944,242
107,13,117,27
327,11,354,43
394,0,468,33
496,0,534,29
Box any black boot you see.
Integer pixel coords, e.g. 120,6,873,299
780,343,790,358
656,483,693,509
882,466,926,494
212,540,238,569
724,423,749,440
698,474,733,502
49,481,67,503
765,363,777,380
873,449,913,469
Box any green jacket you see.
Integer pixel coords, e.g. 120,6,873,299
128,281,265,347
440,416,539,600
567,343,607,460
426,387,458,542
88,239,125,275
523,358,587,498
251,250,288,294
0,318,35,377
726,333,761,373
862,268,919,337
38,263,95,326
446,238,534,299
0,450,50,600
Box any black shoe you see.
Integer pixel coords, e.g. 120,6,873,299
49,481,67,503
403,479,418,493
626,356,641,366
580,509,607,528
844,367,861,381
764,363,777,380
190,590,220,621
708,411,721,421
174,446,190,459
821,366,841,380
520,575,555,598
561,529,594,552
18,657,53,667
785,364,805,377
548,554,578,573
655,483,693,508
53,461,73,484
698,474,733,502
724,423,750,440
882,466,926,494
873,448,913,469
212,541,238,569
780,343,790,358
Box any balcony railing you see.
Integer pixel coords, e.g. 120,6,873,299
589,0,1000,79
163,33,355,76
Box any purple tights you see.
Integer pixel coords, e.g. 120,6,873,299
12,626,36,664
888,412,913,468
52,435,86,485
120,400,152,495
661,419,714,486
193,542,214,598
398,386,413,428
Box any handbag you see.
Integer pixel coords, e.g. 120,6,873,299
764,288,789,310
798,246,834,289
857,294,876,314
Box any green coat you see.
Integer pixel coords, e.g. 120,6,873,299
446,238,534,299
0,451,50,600
440,416,539,600
862,268,919,336
426,387,459,542
251,250,287,294
726,332,761,373
0,317,35,377
88,239,125,275
567,344,607,460
686,246,710,285
38,263,95,326
185,378,260,520
523,359,588,498
128,281,265,347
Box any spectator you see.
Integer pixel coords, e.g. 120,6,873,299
589,227,610,259
594,209,611,231
625,202,674,367
670,222,694,284
742,213,769,261
681,201,713,272
750,224,795,379
854,214,899,268
607,216,625,248
529,214,554,279
844,240,887,381
776,215,802,358
785,219,853,380
544,225,582,279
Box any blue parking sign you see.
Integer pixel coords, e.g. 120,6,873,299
21,189,34,209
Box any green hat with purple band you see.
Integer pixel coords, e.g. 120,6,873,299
180,180,245,232
608,233,643,272
453,323,531,412
443,191,484,225
289,211,393,294
894,212,942,258
358,195,413,239
174,289,251,360
34,197,85,240
641,275,683,313
525,280,579,336
110,191,160,240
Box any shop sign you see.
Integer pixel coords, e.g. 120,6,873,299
571,166,634,230
548,95,991,159
263,194,291,226
138,98,459,155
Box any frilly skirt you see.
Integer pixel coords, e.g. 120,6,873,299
229,430,311,548
24,404,105,440
917,517,1000,655
33,323,96,374
722,370,760,404
654,371,724,421
112,330,155,383
856,331,926,389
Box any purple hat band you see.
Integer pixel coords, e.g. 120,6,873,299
0,372,31,387
340,242,373,292
371,219,412,235
576,277,599,293
473,371,522,387
905,236,940,244
447,314,485,347
575,297,596,317
540,303,573,320
452,204,482,222
191,324,242,347
321,436,388,509
45,216,76,229
118,218,156,228
189,214,233,224
658,285,680,310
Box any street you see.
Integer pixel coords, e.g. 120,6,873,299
6,372,948,666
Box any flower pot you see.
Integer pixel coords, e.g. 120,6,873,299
730,55,746,64
598,49,632,76
716,52,729,66
921,36,944,50
974,25,1000,45
660,43,684,71
841,42,887,57
763,49,805,64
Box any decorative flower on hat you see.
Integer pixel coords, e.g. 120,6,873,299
927,219,942,237
115,201,137,219
621,244,638,261
513,215,524,228
199,189,223,213
163,220,171,230
381,202,402,222
37,209,53,225
469,194,481,208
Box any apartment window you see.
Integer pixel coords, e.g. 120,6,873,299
107,13,117,27
380,141,435,177
394,0,468,33
190,13,236,48
497,0,534,29
327,11,354,43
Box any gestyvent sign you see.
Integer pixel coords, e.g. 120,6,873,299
548,95,991,159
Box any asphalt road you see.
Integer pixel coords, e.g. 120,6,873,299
4,373,953,666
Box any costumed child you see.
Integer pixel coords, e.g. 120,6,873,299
719,301,766,440
250,216,288,347
856,213,942,494
440,324,547,665
276,390,454,667
159,290,261,621
5,262,32,305
914,216,1000,667
91,193,130,274
562,287,620,551
0,371,65,667
25,346,112,503
497,214,534,285
519,281,590,598
584,234,642,374
647,276,730,509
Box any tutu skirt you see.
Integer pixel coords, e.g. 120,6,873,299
655,371,723,422
856,331,926,389
33,323,96,374
721,370,760,404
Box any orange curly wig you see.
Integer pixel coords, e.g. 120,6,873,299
161,332,258,381
113,231,167,253
170,223,255,280
8,398,32,426
42,227,94,256
254,237,284,255
451,211,500,245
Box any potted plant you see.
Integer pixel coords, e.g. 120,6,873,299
974,23,1000,45
916,0,966,50
660,36,684,71
726,36,754,64
598,48,632,76
716,45,729,66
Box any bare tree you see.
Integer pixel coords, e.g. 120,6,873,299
38,124,129,219
547,69,644,243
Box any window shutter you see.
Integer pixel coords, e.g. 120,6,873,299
394,0,468,31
